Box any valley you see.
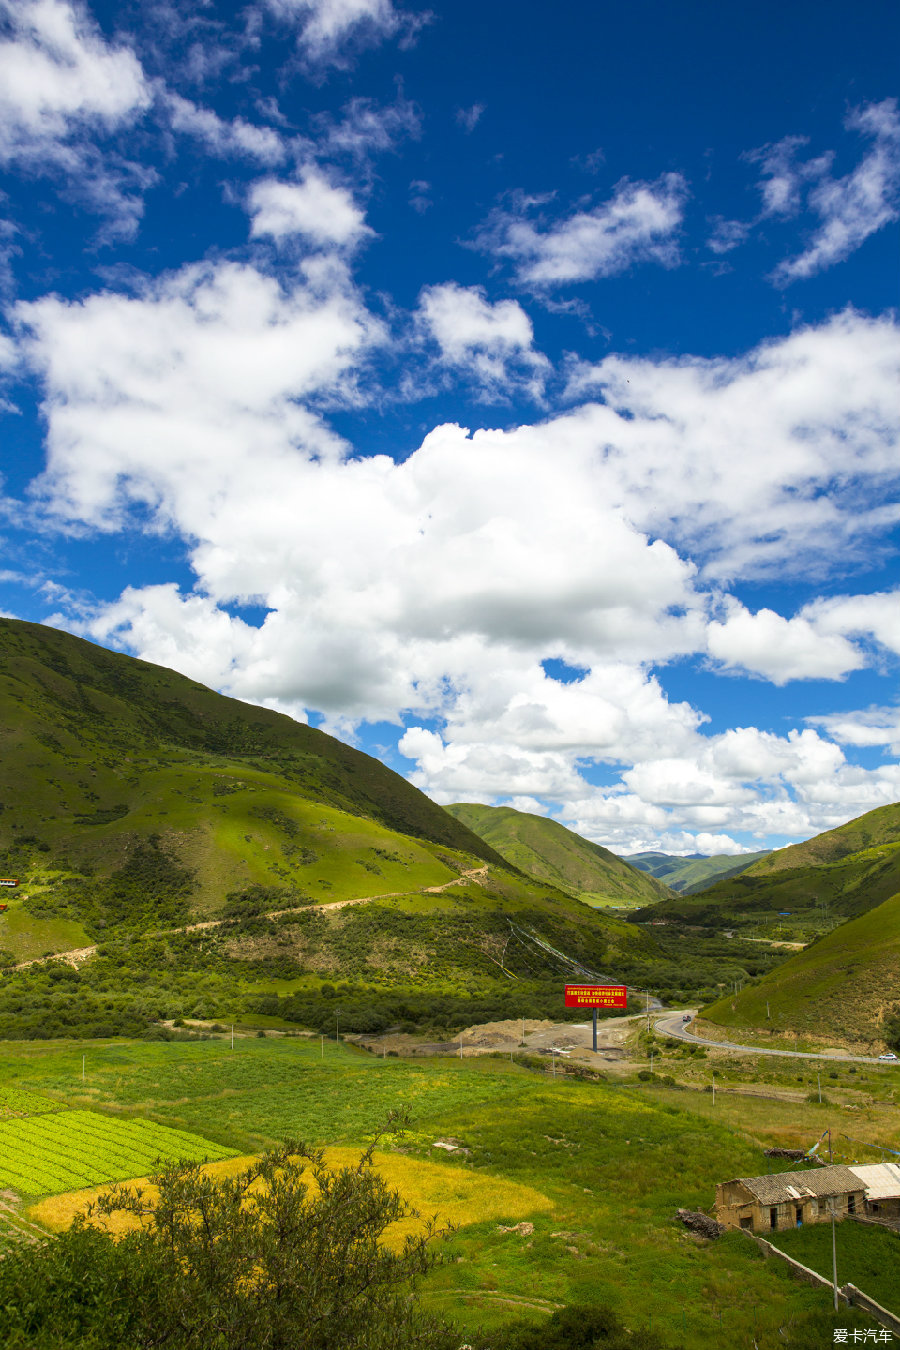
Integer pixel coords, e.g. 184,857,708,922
2,618,900,1347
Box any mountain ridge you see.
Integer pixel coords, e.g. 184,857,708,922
444,802,672,907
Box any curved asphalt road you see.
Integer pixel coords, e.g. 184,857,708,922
653,1011,897,1067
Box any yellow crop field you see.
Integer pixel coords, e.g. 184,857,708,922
30,1147,554,1248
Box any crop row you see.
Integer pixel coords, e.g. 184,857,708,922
0,1110,235,1195
0,1087,63,1118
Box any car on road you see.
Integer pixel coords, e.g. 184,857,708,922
877,1052,898,1062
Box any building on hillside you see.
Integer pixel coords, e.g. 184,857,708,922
848,1163,900,1220
715,1165,865,1233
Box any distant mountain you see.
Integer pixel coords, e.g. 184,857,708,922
444,803,672,907
700,889,900,1052
627,850,771,895
629,802,900,930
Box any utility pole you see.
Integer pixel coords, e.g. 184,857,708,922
830,1200,839,1312
766,1001,770,1020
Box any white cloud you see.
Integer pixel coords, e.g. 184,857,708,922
19,257,383,529
313,95,422,162
248,170,370,247
807,706,900,756
750,135,832,219
768,100,900,284
263,0,419,64
0,0,150,161
706,217,751,255
563,308,900,579
477,174,687,286
802,588,900,658
416,283,548,397
166,94,286,166
18,284,900,852
456,104,483,134
707,602,864,683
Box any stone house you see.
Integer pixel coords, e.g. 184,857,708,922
715,1165,865,1233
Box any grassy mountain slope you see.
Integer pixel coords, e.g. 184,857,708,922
700,890,900,1051
746,803,900,876
627,850,770,894
0,620,666,1010
630,803,900,931
0,619,511,955
444,803,672,907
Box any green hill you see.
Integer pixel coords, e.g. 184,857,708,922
746,803,900,876
627,850,770,894
700,889,900,1052
0,618,511,956
0,619,659,1021
630,802,900,932
443,803,672,907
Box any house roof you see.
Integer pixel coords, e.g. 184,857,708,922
848,1163,900,1200
728,1165,863,1206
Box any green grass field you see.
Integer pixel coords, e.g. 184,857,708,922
0,1035,884,1347
702,890,900,1050
774,1220,900,1315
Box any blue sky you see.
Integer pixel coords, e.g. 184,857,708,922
0,0,898,856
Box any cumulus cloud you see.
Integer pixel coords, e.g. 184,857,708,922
0,0,150,161
17,277,900,851
415,283,548,397
765,99,900,284
248,170,370,247
563,308,900,579
477,174,687,286
802,588,900,658
807,706,900,756
707,602,864,683
0,0,153,235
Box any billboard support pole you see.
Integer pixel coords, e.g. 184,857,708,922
592,1008,597,1052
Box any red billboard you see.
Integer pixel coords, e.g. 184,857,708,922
564,984,627,1009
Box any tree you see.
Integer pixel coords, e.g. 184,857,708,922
0,1116,459,1350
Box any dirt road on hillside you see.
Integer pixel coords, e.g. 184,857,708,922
12,866,493,969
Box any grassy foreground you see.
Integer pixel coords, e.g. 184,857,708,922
0,1035,882,1347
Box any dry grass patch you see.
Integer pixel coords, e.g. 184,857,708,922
29,1148,554,1249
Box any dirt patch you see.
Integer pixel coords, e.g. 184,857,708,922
354,1014,646,1069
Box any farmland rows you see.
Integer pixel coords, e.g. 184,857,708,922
0,1087,63,1118
0,1110,235,1195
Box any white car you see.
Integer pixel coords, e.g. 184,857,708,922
877,1052,898,1062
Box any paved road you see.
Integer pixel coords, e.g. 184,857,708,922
654,1011,894,1066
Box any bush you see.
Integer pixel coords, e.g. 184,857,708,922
0,1118,459,1350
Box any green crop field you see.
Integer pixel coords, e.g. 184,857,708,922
0,1108,234,1196
0,1035,881,1347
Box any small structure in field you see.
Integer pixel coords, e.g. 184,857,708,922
848,1163,900,1220
715,1165,865,1233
